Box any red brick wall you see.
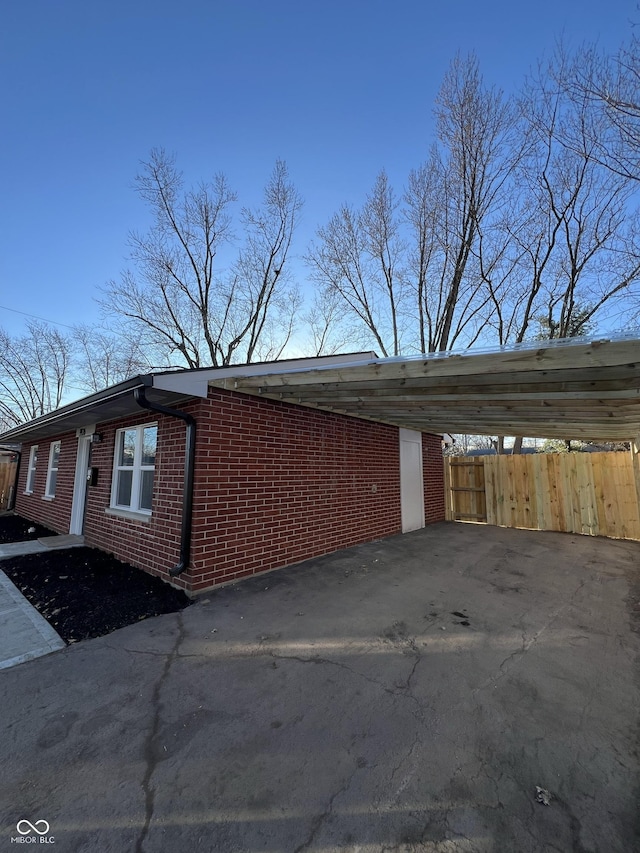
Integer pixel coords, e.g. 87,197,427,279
81,408,194,590
16,432,76,535
422,432,446,524
187,389,407,591
14,389,445,594
15,412,193,589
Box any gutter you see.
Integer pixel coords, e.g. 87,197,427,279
133,387,196,577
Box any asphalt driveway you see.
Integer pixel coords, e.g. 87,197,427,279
1,523,638,852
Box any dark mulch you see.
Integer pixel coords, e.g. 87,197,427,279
0,513,55,543
1,546,191,643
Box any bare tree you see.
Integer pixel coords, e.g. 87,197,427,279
560,35,640,182
445,433,498,456
479,57,640,452
404,148,492,353
305,171,406,357
306,204,387,355
403,156,441,353
101,150,303,368
72,325,154,393
428,55,522,351
308,55,522,357
0,322,72,426
490,58,640,343
302,287,372,356
229,165,303,363
360,171,406,354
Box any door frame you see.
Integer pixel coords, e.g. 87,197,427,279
70,431,93,535
399,428,425,533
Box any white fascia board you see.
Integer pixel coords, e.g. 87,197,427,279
153,353,380,394
152,373,211,398
203,352,379,383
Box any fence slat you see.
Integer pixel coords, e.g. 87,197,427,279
484,457,497,526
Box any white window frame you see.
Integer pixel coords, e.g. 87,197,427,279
45,440,61,498
110,423,157,515
25,445,38,494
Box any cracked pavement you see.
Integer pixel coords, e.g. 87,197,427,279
0,523,639,852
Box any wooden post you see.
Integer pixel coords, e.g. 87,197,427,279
631,438,640,530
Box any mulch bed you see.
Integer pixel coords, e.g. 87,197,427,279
0,517,190,643
0,513,55,543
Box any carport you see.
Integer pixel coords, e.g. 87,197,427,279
211,335,640,529
212,336,640,438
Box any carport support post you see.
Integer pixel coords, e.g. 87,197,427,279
631,438,640,527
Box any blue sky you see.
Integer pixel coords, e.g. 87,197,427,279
0,0,633,337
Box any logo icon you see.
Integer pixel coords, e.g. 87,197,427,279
16,820,50,836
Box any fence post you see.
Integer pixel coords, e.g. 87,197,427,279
631,438,640,527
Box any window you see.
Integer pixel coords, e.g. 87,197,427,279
25,446,38,493
111,424,157,514
45,441,61,498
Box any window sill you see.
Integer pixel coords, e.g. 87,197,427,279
42,495,55,502
23,491,33,496
105,507,152,523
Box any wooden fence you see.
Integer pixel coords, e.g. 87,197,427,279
444,452,640,540
0,459,18,511
443,457,487,523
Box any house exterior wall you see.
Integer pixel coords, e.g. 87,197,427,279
16,431,76,535
15,388,445,593
188,388,418,592
81,409,194,585
423,432,446,524
15,411,193,586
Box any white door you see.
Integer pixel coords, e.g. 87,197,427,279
70,435,92,535
399,428,425,533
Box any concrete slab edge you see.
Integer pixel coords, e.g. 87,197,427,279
0,540,48,559
0,644,66,671
0,570,66,650
38,536,85,550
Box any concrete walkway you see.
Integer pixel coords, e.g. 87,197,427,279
0,533,84,559
0,569,65,669
0,536,83,669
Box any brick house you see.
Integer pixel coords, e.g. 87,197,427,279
0,353,445,594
